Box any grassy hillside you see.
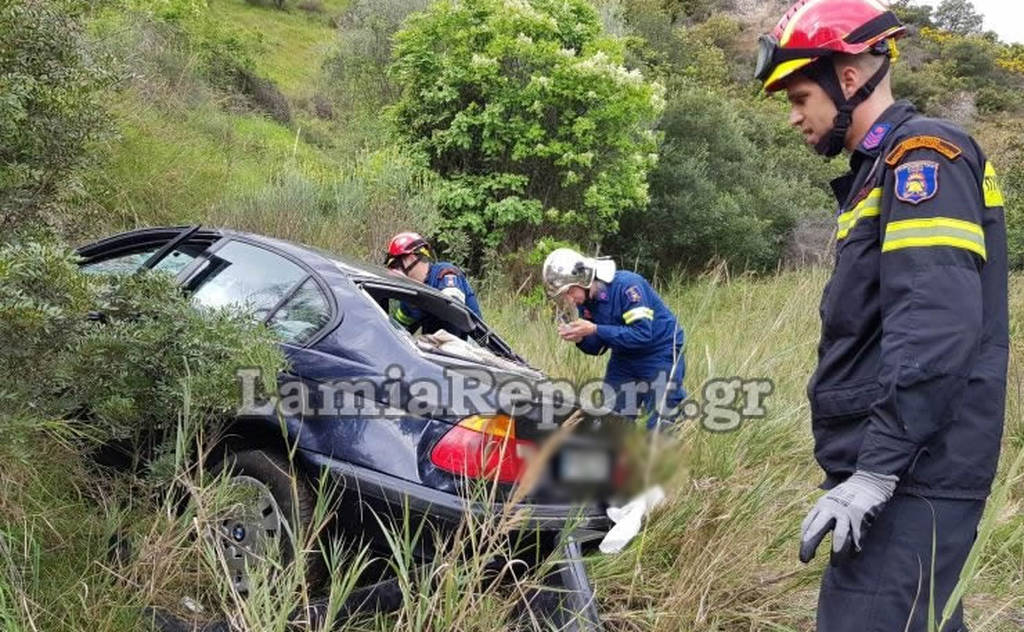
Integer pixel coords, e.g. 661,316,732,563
2,0,1022,630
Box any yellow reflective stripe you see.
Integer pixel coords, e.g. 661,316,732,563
984,161,1004,208
394,306,416,326
882,217,986,260
837,188,882,240
622,307,654,324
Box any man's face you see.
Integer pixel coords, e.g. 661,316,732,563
389,254,429,283
783,75,837,149
564,285,587,306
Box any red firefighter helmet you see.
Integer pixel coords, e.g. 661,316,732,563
756,0,906,93
384,232,433,269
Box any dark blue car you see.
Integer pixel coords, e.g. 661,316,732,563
77,226,620,606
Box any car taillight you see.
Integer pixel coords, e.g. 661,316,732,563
430,414,537,484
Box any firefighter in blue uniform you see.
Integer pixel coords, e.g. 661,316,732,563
384,232,482,331
756,1,1008,630
542,248,686,428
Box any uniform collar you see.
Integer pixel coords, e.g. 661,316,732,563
851,100,918,162
586,281,610,305
832,100,919,203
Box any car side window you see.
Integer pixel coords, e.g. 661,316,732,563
190,240,306,320
81,248,160,275
81,240,208,277
151,243,205,276
267,277,331,344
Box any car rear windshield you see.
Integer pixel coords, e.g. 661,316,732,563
358,283,525,367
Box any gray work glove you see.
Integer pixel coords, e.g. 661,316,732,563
799,470,898,565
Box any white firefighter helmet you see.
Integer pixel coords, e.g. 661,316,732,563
542,248,616,297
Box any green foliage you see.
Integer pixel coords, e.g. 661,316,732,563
212,146,442,260
895,28,1024,117
0,0,112,239
389,0,664,268
0,238,284,445
609,84,837,273
890,0,933,28
322,0,430,114
933,0,984,36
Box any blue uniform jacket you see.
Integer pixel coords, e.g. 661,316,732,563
395,261,482,331
575,270,686,419
808,100,1008,499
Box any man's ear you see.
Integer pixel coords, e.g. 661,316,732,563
838,64,860,100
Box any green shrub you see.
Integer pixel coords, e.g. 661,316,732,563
608,83,837,274
0,238,283,445
0,0,112,239
322,0,430,114
389,0,663,270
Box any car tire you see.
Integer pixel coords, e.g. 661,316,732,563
208,448,327,594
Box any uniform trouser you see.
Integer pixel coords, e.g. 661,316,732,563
817,494,986,632
606,354,686,429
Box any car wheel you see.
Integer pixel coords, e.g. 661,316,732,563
207,449,327,594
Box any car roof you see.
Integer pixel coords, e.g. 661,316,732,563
78,225,530,368
78,225,432,294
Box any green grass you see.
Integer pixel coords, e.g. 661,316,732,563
209,0,350,98
2,270,1021,631
479,269,1024,631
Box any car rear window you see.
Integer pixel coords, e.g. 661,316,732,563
190,241,307,320
267,277,332,344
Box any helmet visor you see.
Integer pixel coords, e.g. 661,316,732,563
754,34,778,82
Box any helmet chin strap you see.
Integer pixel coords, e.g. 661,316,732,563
807,55,891,157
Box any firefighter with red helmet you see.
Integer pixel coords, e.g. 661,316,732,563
756,1,1008,629
384,232,482,330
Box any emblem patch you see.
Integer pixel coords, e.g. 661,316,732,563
442,273,458,287
885,135,962,166
625,285,642,303
860,122,891,151
894,160,939,205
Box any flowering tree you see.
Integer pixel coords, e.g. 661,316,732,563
389,0,663,263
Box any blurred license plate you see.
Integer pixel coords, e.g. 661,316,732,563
559,449,610,482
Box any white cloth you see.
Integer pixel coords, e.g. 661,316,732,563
599,485,666,554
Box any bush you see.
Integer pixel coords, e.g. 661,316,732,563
0,238,283,446
389,0,663,270
607,83,837,274
211,147,441,261
0,0,112,239
322,0,430,114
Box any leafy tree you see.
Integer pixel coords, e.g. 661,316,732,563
933,0,983,36
389,0,663,267
0,238,283,445
890,0,933,28
608,82,837,273
0,0,112,238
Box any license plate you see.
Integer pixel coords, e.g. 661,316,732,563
559,449,611,483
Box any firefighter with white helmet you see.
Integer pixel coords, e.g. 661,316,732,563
542,248,686,428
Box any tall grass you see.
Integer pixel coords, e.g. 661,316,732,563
481,267,1024,631
1,268,1022,630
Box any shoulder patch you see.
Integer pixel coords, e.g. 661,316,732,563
885,135,962,166
984,161,1005,208
441,273,459,287
624,285,643,304
860,122,892,151
894,160,939,205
